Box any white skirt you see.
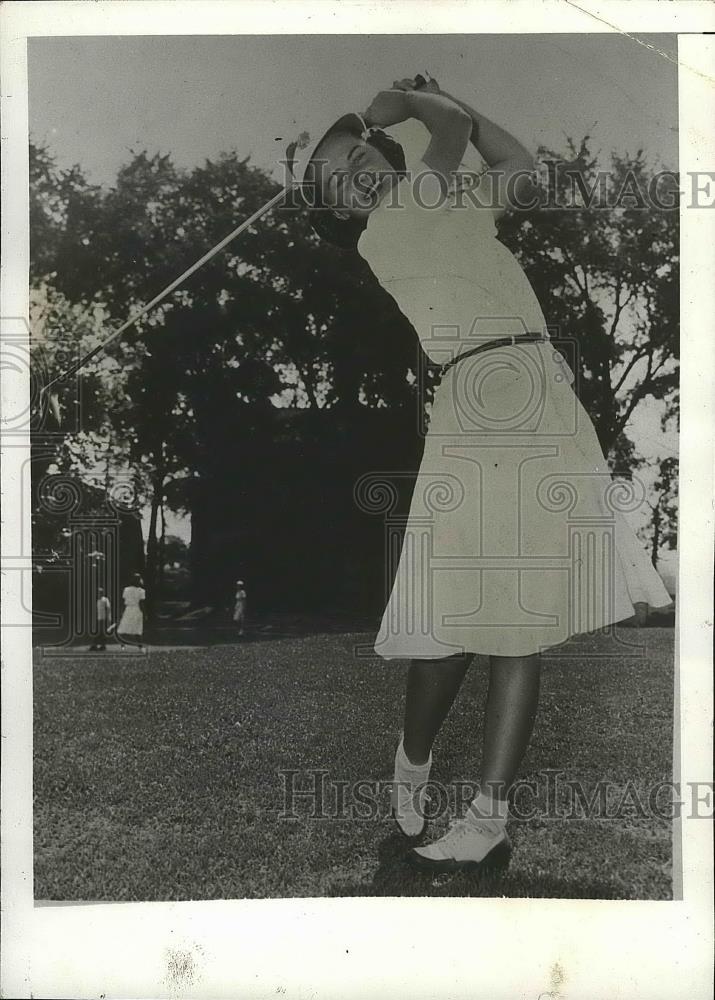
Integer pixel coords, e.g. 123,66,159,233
118,607,144,635
374,341,672,659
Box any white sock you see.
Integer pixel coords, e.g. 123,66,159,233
395,736,432,775
466,789,509,833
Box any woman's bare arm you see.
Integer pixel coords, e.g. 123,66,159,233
364,88,472,189
439,89,535,217
404,92,473,184
439,91,532,165
393,76,536,218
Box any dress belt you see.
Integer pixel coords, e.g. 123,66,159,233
436,333,548,378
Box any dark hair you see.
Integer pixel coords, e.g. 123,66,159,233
309,130,406,250
309,208,367,249
367,129,407,175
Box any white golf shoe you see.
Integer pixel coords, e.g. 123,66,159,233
408,816,512,873
391,738,432,840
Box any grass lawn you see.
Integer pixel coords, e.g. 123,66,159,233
33,627,675,901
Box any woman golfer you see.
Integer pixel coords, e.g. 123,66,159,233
287,75,671,873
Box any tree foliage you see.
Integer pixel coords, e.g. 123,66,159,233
639,456,678,567
29,135,679,612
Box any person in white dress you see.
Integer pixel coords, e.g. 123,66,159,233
233,580,247,636
117,573,146,649
288,74,672,873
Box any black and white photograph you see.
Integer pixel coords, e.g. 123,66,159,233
1,3,713,998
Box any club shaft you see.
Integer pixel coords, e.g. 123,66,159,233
44,183,293,392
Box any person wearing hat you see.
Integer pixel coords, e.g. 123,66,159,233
233,579,247,637
287,105,407,248
287,74,672,874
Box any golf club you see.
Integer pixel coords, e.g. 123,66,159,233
37,71,433,425
38,183,293,423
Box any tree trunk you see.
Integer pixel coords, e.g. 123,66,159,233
144,474,163,623
158,496,166,603
651,504,662,569
189,482,215,607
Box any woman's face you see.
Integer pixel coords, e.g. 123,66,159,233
307,131,394,219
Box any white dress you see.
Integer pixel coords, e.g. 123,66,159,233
118,585,145,635
357,130,671,660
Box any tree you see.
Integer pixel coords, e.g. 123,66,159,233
30,134,679,612
29,141,104,289
642,457,678,567
30,141,422,607
163,534,189,569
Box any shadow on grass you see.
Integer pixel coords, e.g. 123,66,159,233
330,831,639,900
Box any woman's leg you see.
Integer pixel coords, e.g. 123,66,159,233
480,654,541,801
392,652,472,837
409,652,540,868
402,653,473,764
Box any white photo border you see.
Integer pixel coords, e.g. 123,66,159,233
2,3,713,998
